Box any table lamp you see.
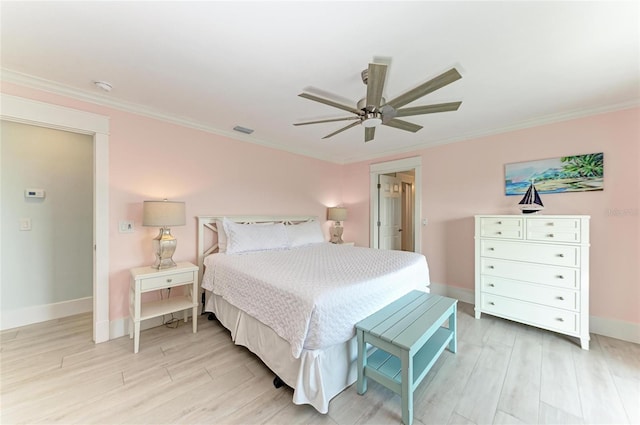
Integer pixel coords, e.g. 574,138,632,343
143,200,186,269
327,207,348,244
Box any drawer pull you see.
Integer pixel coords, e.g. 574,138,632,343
496,231,502,235
488,283,495,287
557,253,565,257
556,296,565,301
488,247,495,251
556,318,564,322
497,221,502,225
547,222,555,226
166,278,173,283
556,275,564,279
489,302,495,305
488,265,495,269
547,234,555,238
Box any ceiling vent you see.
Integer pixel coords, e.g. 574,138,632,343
233,125,254,135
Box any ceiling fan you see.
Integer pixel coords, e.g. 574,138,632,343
294,62,462,142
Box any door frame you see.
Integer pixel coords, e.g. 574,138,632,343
1,94,110,343
369,156,422,252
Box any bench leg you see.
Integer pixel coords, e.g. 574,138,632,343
449,304,457,353
357,330,367,395
400,350,413,425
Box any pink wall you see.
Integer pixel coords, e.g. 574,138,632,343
3,82,638,326
2,83,344,321
343,108,640,324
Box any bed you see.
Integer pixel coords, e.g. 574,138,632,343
197,215,430,414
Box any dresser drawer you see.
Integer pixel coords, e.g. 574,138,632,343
138,271,194,292
481,293,579,334
526,218,581,243
480,217,523,239
480,276,579,311
480,258,579,289
480,240,579,267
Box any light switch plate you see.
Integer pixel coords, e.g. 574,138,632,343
119,221,134,233
19,218,32,231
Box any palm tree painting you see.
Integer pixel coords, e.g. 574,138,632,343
505,152,603,195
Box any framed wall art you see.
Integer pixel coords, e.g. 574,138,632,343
505,152,603,196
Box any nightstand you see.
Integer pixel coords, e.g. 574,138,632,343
129,261,199,353
334,241,355,246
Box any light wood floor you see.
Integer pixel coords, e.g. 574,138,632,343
1,302,638,425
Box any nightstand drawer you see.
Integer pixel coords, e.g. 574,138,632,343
526,218,581,243
139,271,194,292
480,276,579,311
479,217,523,239
480,240,579,267
480,258,579,289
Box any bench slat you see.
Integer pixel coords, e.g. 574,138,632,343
371,295,441,344
356,290,424,330
393,298,456,349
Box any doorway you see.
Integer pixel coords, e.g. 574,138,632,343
1,94,110,343
1,122,93,327
370,157,421,253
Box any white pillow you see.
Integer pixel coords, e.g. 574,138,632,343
285,220,325,247
216,219,227,253
223,218,290,254
217,218,274,253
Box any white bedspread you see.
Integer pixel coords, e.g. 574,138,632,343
201,243,430,358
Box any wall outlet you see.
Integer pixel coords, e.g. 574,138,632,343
119,220,134,233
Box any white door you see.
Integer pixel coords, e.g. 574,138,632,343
378,174,402,250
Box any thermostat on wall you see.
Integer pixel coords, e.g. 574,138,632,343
24,188,46,198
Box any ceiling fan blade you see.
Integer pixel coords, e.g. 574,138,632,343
383,119,423,133
364,127,375,142
322,121,361,139
366,63,387,109
298,93,360,114
395,101,462,117
293,116,360,126
387,68,462,109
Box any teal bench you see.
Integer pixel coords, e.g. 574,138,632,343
356,290,458,425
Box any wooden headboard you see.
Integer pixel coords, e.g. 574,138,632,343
196,215,318,284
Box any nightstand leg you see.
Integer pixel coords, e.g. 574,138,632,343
192,306,197,333
134,321,141,354
129,318,133,339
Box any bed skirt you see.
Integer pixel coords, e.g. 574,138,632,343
206,291,359,414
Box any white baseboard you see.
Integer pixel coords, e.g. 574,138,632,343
590,315,640,345
429,282,640,345
1,297,92,331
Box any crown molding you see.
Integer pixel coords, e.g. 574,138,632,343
3,68,637,166
0,68,339,164
340,99,640,164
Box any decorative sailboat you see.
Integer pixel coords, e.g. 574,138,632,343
518,180,544,214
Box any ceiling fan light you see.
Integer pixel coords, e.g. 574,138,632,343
362,112,382,128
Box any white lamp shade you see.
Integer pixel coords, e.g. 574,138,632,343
327,207,347,222
143,201,186,227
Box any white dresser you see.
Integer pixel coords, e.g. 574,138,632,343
474,215,590,349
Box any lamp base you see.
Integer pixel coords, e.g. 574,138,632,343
151,227,178,270
330,223,344,244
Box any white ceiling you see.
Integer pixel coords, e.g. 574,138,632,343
1,1,638,164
